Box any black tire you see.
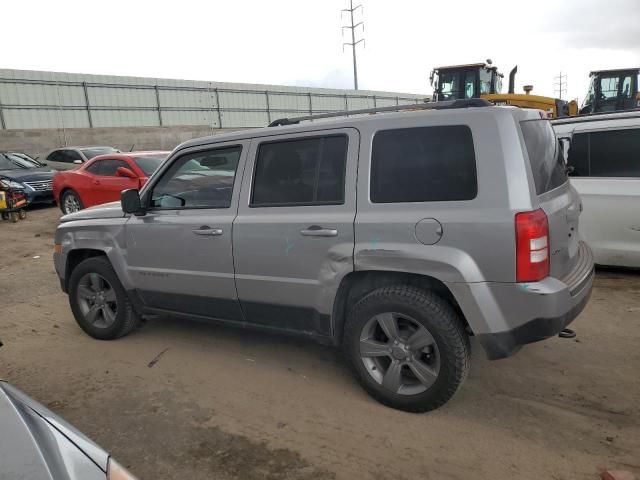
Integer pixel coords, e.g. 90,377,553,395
343,285,470,413
68,257,141,340
60,189,83,214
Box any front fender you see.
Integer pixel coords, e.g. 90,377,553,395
54,218,133,290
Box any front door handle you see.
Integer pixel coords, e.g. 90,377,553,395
193,226,223,236
300,225,338,237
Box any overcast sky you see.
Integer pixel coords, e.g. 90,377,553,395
4,0,639,103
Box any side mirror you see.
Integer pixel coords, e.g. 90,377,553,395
121,189,145,216
116,166,138,179
73,159,83,165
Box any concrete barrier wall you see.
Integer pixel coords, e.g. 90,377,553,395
0,125,243,159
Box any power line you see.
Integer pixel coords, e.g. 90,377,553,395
341,0,365,90
554,71,568,100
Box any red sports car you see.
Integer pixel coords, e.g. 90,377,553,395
53,151,168,214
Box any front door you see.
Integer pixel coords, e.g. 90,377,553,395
233,129,358,336
124,141,248,320
91,158,139,206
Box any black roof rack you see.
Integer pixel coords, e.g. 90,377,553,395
267,98,492,127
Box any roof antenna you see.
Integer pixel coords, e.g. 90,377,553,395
129,144,135,152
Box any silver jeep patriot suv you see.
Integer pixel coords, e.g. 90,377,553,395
53,100,594,412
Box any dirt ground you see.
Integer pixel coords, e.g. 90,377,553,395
0,206,639,480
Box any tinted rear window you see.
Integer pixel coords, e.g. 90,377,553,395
589,128,640,177
520,120,567,195
566,132,589,176
370,125,477,203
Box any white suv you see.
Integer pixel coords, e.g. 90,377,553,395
554,111,640,268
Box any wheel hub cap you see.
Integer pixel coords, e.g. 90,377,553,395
391,344,409,360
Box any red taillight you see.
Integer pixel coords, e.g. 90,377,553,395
515,209,550,282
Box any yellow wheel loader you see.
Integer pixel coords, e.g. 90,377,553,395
579,68,640,114
430,61,578,118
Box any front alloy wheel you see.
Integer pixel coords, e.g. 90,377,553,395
62,191,82,214
76,273,118,329
68,257,141,339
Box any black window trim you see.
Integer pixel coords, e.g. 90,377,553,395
369,124,479,204
249,132,349,208
145,143,244,211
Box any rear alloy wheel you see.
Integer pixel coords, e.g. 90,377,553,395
68,257,141,339
61,190,83,214
344,285,470,412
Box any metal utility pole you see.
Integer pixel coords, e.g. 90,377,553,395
554,71,568,100
342,0,364,90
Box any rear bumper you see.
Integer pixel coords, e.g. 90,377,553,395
476,278,592,359
449,242,595,360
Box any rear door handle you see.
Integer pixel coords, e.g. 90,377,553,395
193,226,223,236
300,225,338,237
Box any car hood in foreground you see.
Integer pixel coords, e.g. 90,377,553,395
0,381,107,479
0,167,55,183
60,201,125,223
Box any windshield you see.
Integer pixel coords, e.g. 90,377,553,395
11,152,41,166
520,119,567,195
81,147,119,159
133,155,167,176
0,153,38,170
438,72,461,100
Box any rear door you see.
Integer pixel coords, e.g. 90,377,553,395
233,129,358,336
520,119,579,279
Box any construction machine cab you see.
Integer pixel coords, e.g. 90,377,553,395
580,68,640,114
430,61,503,102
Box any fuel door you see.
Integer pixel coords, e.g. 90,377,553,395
414,218,443,245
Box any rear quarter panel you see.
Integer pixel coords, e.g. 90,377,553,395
354,108,535,285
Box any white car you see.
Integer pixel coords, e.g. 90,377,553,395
41,146,120,171
553,111,640,268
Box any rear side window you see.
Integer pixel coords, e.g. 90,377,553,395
251,135,347,207
62,150,83,162
370,125,477,203
566,133,589,176
47,151,63,162
520,120,567,195
589,129,640,177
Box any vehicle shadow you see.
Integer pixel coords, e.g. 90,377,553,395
139,313,349,374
